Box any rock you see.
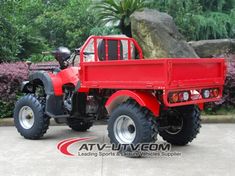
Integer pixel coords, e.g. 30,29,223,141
188,39,235,58
130,9,198,58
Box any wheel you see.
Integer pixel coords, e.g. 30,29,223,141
108,100,158,156
14,94,50,139
67,118,93,132
159,105,201,146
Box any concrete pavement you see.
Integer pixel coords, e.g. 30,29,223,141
0,124,235,176
2,115,235,126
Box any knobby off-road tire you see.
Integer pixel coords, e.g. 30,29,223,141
108,100,158,156
14,94,50,139
159,105,201,146
67,119,93,132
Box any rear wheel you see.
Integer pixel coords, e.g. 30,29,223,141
159,105,201,146
108,100,158,156
67,118,93,132
14,94,50,139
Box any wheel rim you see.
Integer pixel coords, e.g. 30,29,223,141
165,110,183,135
113,115,136,144
19,106,35,129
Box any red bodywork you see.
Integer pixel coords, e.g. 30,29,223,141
49,67,79,96
105,90,161,116
49,36,226,116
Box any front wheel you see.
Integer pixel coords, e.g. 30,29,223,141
14,94,50,139
159,105,201,146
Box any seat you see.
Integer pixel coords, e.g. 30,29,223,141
98,40,123,61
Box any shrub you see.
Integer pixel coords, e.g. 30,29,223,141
0,62,28,118
0,61,58,118
205,54,235,114
218,54,235,106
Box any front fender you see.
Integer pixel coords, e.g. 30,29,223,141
29,71,54,95
49,67,80,96
21,81,30,92
105,90,160,117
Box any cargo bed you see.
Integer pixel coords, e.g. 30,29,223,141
79,36,225,107
80,58,225,91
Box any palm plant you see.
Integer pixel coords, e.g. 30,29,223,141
152,0,235,40
92,0,151,37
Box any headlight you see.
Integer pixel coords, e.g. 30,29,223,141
202,88,220,99
182,92,189,101
170,93,179,103
169,91,190,103
212,88,219,97
202,90,210,99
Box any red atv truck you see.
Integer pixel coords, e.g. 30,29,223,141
14,36,225,148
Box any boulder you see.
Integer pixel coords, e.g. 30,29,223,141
188,39,235,58
130,9,198,58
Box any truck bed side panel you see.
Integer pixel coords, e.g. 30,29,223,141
80,60,167,89
80,58,225,90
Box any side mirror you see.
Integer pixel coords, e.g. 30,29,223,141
75,48,80,55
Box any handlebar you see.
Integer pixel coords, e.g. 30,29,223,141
75,48,94,55
84,51,94,55
41,51,51,55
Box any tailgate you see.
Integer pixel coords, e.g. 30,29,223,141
163,58,226,107
167,58,225,89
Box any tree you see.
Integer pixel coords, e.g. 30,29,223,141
0,0,47,62
92,0,151,37
0,16,20,62
0,1,21,62
0,0,121,62
151,0,235,41
35,0,100,49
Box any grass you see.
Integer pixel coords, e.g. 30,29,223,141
202,106,235,115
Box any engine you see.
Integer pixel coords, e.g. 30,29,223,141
63,88,99,117
85,96,99,115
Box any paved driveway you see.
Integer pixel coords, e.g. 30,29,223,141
0,124,235,176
